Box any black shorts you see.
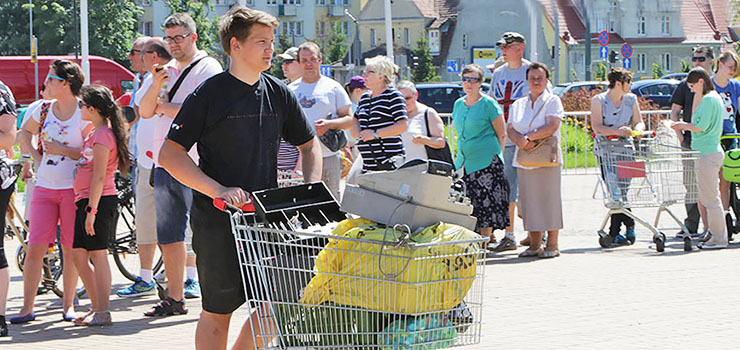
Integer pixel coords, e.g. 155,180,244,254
191,191,255,315
73,196,118,251
0,183,14,269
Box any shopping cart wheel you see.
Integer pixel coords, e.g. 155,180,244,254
683,237,692,252
598,230,612,248
654,234,665,252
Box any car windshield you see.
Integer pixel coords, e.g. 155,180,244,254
552,85,567,95
416,86,465,114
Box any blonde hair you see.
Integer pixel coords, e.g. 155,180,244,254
218,6,279,55
714,50,740,76
365,55,398,85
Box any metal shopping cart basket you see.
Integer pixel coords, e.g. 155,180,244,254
594,130,699,252
216,182,487,349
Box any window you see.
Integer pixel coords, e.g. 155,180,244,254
342,21,350,36
316,21,327,37
404,28,410,46
140,0,152,5
316,0,327,5
370,28,376,47
141,21,153,36
637,53,646,72
331,0,349,5
637,16,646,35
267,0,277,5
663,53,671,72
610,20,615,33
661,16,670,35
461,33,467,49
284,22,302,36
282,0,302,4
297,21,303,36
597,17,606,32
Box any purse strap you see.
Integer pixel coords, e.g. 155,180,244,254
526,96,548,130
167,57,205,102
37,102,51,153
423,108,431,137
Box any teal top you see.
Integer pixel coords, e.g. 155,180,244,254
691,90,724,155
451,94,504,173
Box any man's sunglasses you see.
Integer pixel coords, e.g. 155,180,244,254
692,56,707,62
462,76,482,83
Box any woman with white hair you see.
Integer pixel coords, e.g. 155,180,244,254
352,55,408,171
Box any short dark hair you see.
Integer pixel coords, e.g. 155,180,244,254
218,6,279,55
607,67,632,89
693,45,714,59
297,41,322,62
461,64,484,80
146,37,172,61
51,60,85,96
164,13,197,33
526,62,550,80
687,67,714,95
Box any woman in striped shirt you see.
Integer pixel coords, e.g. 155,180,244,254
352,55,408,171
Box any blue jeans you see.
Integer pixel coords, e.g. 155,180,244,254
153,167,192,244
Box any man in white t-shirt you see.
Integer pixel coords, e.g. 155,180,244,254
289,41,353,200
116,37,173,299
139,13,223,317
489,32,531,252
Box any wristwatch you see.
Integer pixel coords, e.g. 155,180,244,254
373,130,379,139
524,135,531,142
85,206,98,215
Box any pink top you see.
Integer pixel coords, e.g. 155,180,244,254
73,127,118,202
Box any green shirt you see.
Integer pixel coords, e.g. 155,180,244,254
451,95,503,173
691,91,724,155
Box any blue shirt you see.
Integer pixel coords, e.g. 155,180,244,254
712,77,740,135
451,94,503,173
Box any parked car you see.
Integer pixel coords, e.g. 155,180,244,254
553,81,608,97
661,73,687,81
415,83,465,115
630,79,680,109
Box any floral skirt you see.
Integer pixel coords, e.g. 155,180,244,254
463,155,510,230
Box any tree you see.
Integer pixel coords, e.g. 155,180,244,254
594,62,607,81
323,22,348,64
410,36,440,83
0,1,142,68
162,0,220,58
680,59,691,73
652,62,664,79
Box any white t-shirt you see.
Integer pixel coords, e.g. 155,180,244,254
490,62,530,146
289,75,352,157
152,52,222,166
30,101,91,189
133,73,162,170
508,90,564,169
400,109,429,162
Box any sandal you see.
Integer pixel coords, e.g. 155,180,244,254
77,310,112,327
518,248,543,258
73,310,95,326
538,249,560,259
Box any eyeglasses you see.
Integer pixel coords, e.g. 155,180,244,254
282,59,295,65
462,76,482,83
129,48,142,55
362,69,376,76
78,100,92,109
692,56,707,62
144,50,156,54
163,33,193,44
46,74,65,82
403,95,414,100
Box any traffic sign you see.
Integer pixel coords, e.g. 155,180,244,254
600,46,608,59
598,31,609,46
446,60,459,73
319,64,332,77
623,57,631,69
621,43,632,58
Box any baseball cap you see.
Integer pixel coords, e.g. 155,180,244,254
347,76,367,89
496,32,525,46
277,47,299,61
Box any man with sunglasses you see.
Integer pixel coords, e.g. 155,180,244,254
139,13,223,317
670,46,714,239
277,47,302,84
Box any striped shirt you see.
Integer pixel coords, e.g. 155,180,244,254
355,88,408,171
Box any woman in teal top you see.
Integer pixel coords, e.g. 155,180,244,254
451,64,508,248
671,67,727,249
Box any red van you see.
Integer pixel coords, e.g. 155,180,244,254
0,55,135,105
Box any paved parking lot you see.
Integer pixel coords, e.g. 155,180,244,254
1,174,739,349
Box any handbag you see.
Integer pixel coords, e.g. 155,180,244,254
515,100,560,168
423,109,455,169
319,128,348,153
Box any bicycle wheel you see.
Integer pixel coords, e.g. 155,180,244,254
47,243,85,298
111,190,164,281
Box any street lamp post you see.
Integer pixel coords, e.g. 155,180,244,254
345,8,361,67
29,0,39,100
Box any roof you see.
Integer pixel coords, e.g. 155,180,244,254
412,0,437,18
539,0,586,44
428,0,459,29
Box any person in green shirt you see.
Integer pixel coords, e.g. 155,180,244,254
671,67,727,249
451,64,508,249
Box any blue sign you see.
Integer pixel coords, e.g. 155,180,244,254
600,46,608,59
446,60,459,73
319,64,332,77
621,43,633,58
623,57,631,69
598,31,610,46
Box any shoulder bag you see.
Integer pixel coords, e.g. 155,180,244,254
423,109,455,168
37,102,51,154
515,99,560,168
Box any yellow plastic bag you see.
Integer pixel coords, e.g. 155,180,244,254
300,218,480,314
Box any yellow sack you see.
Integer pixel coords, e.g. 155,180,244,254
300,218,480,314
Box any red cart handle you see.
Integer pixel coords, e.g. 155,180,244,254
213,196,255,213
591,130,656,139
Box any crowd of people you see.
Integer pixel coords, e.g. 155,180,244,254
0,4,734,347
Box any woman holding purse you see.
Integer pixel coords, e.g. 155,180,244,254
396,80,451,164
507,63,564,258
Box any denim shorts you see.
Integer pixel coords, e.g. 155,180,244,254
153,167,192,244
503,145,518,203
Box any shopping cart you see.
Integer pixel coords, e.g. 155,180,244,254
277,170,304,188
594,130,699,252
215,183,487,349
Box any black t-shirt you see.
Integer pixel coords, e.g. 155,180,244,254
669,79,693,143
166,71,314,195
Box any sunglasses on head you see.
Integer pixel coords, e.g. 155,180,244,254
692,56,707,62
462,76,482,83
46,74,64,82
78,100,92,109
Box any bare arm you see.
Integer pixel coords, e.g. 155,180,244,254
318,105,354,133
526,115,561,141
20,118,42,167
155,102,182,119
670,103,684,142
492,116,506,151
0,114,17,151
83,143,110,236
296,136,322,183
590,96,631,136
159,140,226,200
359,119,409,141
631,102,645,132
139,66,170,119
412,108,446,149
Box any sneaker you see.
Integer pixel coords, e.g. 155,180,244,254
699,231,711,243
116,277,156,298
492,237,517,252
143,297,188,317
612,234,631,246
697,238,728,250
184,279,201,299
625,228,636,244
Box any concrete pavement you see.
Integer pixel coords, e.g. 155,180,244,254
1,174,739,349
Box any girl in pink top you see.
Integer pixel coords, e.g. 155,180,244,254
71,85,130,326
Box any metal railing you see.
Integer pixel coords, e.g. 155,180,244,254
443,110,673,175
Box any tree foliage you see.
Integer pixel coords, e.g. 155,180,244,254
410,35,440,83
268,35,293,80
594,62,607,81
652,62,664,79
324,22,348,64
680,59,691,73
0,1,141,68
